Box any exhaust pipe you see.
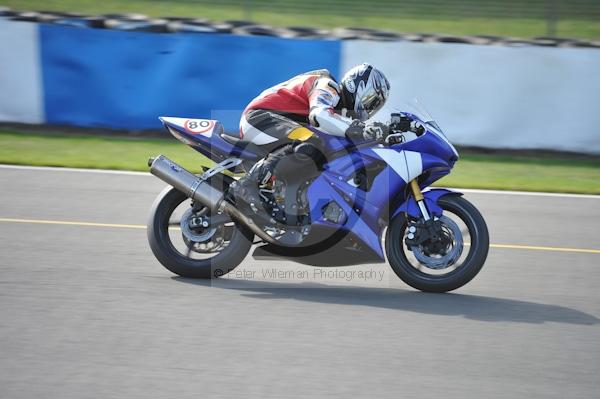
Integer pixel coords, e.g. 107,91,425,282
148,155,276,244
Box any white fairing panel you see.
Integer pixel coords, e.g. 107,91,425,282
372,149,423,182
159,117,220,137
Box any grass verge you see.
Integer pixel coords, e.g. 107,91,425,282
0,131,211,173
1,130,599,194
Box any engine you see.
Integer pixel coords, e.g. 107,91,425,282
258,176,311,227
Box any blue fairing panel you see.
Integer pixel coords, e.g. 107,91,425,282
307,173,385,259
306,186,463,260
391,189,462,220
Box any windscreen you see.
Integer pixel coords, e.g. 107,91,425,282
399,98,459,158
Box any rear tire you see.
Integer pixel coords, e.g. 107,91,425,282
386,195,489,292
148,186,254,279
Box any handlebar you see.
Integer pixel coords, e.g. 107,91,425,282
385,132,406,145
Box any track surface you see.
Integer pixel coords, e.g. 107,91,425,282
1,166,599,399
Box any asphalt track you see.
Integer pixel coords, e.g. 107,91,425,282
1,165,599,399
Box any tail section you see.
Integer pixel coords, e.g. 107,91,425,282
159,116,260,162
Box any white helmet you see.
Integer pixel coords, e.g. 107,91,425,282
340,63,390,121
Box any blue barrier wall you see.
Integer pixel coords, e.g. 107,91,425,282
40,24,341,131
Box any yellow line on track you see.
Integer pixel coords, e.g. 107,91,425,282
0,217,146,230
1,217,599,255
489,243,600,254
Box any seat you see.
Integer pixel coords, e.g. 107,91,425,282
220,134,269,158
220,131,242,142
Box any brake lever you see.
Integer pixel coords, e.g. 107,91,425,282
385,132,405,145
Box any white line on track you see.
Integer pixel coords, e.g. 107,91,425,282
440,188,600,200
1,163,599,199
0,164,150,176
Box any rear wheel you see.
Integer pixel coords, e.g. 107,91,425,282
148,185,253,279
386,195,489,292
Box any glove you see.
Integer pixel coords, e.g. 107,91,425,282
363,121,390,141
345,120,389,142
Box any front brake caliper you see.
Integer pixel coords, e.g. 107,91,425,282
405,219,444,248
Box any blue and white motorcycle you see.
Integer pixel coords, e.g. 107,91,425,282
147,102,489,292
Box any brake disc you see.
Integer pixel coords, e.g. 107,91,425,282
180,208,225,253
410,215,464,270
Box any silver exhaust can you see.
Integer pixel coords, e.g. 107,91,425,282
148,155,277,244
148,155,224,211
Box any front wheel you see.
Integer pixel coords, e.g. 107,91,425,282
386,195,489,292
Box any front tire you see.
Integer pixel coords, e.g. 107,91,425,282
148,186,254,279
386,195,489,292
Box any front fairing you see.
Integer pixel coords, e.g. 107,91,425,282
310,113,458,168
309,127,369,154
305,112,460,259
393,112,459,163
392,125,458,170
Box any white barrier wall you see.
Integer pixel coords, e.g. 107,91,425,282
0,20,44,124
342,41,600,154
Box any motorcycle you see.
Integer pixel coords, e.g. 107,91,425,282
147,101,489,292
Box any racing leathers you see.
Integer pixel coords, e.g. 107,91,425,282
233,69,388,207
239,69,387,146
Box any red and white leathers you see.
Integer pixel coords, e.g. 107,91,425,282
239,70,356,145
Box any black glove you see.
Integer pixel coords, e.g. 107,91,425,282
345,120,389,142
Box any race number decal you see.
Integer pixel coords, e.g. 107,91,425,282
184,119,215,134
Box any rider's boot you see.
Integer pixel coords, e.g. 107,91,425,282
229,145,294,209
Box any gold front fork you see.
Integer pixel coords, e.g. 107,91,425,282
410,179,430,220
409,180,424,201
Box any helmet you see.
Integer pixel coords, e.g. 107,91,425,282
340,63,390,121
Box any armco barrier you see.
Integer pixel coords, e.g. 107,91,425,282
3,8,600,48
1,19,599,154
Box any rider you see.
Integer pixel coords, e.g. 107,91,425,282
234,63,393,199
